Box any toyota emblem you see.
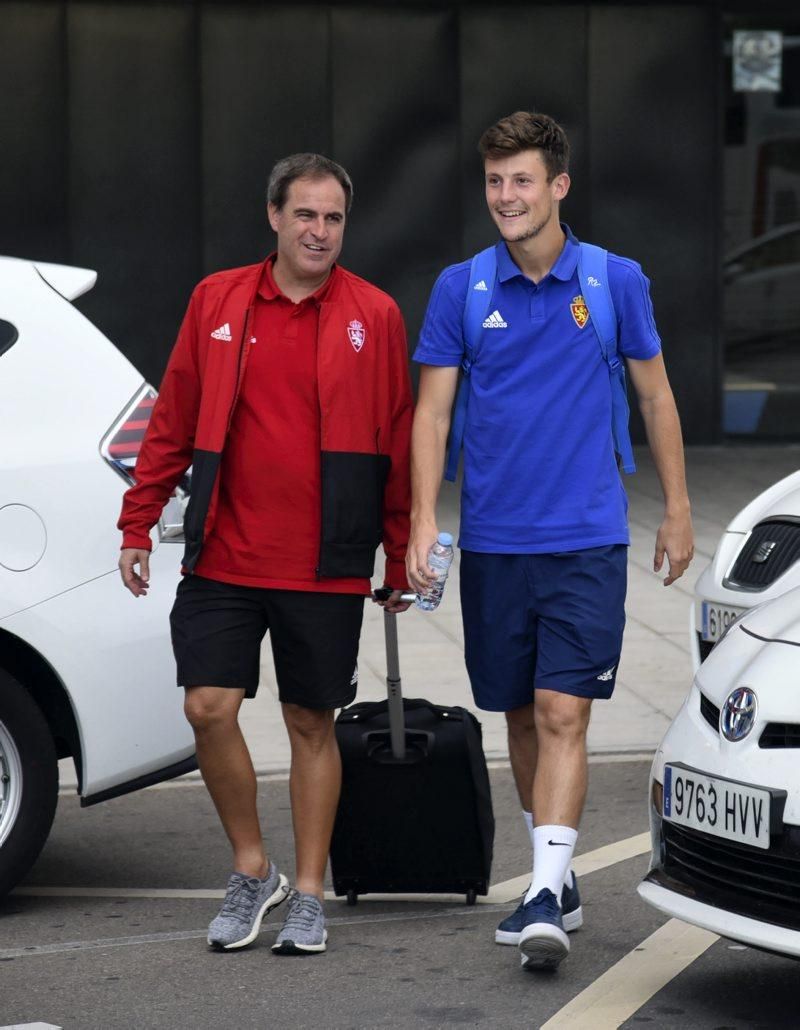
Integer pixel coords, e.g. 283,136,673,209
721,686,757,742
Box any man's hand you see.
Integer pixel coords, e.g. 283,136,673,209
406,522,439,595
374,589,413,614
119,548,151,597
654,510,694,586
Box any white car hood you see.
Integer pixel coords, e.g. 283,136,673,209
738,585,800,645
727,470,800,532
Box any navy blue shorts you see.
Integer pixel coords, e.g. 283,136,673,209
460,546,627,712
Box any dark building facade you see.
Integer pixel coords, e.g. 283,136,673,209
2,2,798,443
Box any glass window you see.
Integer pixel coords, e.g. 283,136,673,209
723,19,800,436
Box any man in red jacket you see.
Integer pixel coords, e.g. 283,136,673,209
118,153,413,956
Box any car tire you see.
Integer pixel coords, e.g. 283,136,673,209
0,669,58,897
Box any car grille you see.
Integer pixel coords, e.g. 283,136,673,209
696,634,715,663
699,693,719,731
725,519,800,592
662,821,800,931
760,723,800,749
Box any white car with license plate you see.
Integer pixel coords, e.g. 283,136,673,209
0,256,194,897
692,469,800,670
639,586,800,957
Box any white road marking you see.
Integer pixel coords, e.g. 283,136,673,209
13,831,650,905
0,1024,63,1029
487,831,651,904
540,918,718,1030
57,752,653,797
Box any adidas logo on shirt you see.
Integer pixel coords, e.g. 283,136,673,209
210,323,232,341
482,310,507,329
473,280,489,292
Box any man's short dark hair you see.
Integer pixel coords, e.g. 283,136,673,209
266,153,354,213
478,112,570,182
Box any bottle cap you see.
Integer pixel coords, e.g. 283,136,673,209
437,532,453,546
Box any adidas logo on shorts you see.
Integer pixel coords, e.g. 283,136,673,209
596,665,616,682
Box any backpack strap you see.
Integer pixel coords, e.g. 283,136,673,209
444,246,497,482
577,243,636,474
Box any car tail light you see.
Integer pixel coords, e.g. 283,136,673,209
100,383,190,543
100,383,157,485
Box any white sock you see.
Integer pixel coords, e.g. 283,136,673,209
523,811,573,890
522,810,535,845
526,825,578,905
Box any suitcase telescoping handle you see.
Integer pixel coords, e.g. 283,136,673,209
372,589,416,760
384,608,405,760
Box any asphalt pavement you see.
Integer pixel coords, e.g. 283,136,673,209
9,442,800,1030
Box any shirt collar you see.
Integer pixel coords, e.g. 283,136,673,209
495,223,580,284
258,253,337,304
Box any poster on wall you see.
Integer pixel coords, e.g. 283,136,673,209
733,31,783,92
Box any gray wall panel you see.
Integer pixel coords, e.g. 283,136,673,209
201,5,330,272
0,3,67,259
68,3,201,384
460,6,590,256
589,4,719,443
331,7,459,339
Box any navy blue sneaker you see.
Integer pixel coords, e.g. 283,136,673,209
495,872,582,945
517,888,569,970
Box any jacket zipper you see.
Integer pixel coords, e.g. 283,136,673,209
315,306,324,579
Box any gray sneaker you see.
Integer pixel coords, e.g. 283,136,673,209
272,889,327,955
207,864,289,950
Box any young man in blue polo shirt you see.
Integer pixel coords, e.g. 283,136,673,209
407,111,693,972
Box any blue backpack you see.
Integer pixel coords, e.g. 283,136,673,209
444,242,635,482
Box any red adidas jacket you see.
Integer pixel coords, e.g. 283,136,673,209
118,259,413,589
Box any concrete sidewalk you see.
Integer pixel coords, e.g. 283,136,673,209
238,443,800,771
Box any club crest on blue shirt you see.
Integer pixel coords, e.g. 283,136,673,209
570,295,589,329
347,319,365,352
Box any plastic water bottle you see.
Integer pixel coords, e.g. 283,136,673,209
415,532,454,612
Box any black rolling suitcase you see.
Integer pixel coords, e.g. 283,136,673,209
330,601,494,905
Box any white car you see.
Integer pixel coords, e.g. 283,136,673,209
639,586,800,958
692,469,800,670
0,256,194,896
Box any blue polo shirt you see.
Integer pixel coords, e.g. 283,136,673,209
413,226,661,553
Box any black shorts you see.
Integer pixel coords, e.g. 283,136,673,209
169,575,365,708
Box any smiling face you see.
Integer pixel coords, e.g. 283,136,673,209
268,175,347,290
484,149,569,245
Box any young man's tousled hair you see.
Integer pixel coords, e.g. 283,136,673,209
478,112,570,182
266,153,354,213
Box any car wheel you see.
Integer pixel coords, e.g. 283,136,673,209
0,669,58,897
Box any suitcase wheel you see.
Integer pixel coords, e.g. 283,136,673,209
466,889,477,906
346,889,358,906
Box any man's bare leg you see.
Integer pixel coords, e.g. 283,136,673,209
282,703,341,900
506,701,575,893
506,702,538,810
184,685,267,878
531,690,592,829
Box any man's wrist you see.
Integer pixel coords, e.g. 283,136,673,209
410,510,437,529
664,498,691,518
